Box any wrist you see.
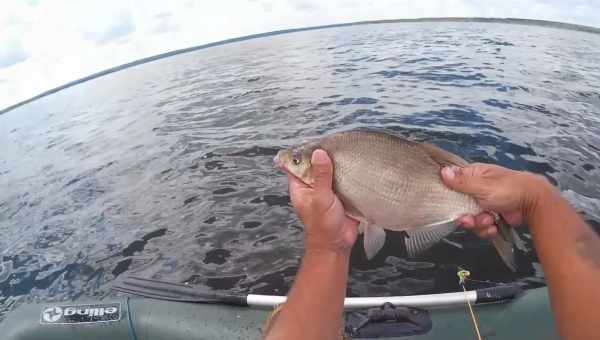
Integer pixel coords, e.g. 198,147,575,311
521,173,560,226
305,246,352,258
302,248,351,272
304,237,353,257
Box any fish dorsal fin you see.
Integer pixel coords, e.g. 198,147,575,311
420,143,469,167
405,220,458,257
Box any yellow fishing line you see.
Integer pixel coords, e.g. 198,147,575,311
458,270,483,340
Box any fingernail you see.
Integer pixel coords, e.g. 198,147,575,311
312,149,328,164
442,166,455,180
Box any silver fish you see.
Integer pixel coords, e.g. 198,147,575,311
274,130,522,271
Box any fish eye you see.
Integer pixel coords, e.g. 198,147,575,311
292,158,301,165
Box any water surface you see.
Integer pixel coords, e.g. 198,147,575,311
1,22,600,319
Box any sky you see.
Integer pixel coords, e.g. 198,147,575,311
1,0,599,110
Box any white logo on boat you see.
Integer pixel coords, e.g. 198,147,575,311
40,303,121,324
42,306,63,323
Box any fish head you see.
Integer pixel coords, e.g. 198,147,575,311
274,143,319,186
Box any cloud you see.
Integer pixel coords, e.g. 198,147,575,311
83,10,136,44
0,0,599,110
340,1,360,8
259,1,274,12
0,40,28,68
155,12,171,19
149,12,179,35
288,0,320,11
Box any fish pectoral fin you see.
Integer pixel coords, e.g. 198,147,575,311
364,224,386,260
405,220,457,257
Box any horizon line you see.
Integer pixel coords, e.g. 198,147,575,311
2,16,599,115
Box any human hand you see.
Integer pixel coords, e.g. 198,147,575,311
441,163,553,239
287,149,359,254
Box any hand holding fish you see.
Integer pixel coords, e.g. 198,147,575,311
441,163,550,239
266,149,358,340
442,162,600,340
286,149,359,255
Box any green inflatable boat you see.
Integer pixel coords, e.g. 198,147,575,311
0,275,557,339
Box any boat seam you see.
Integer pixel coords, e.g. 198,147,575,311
126,297,140,340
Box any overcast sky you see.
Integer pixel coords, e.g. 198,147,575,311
1,0,599,110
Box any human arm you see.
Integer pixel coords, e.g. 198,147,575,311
441,164,600,340
264,150,358,340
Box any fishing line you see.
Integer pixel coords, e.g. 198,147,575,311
458,269,483,340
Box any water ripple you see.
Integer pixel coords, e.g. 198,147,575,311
1,22,599,319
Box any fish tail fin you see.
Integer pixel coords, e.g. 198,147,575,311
491,234,516,272
492,215,519,272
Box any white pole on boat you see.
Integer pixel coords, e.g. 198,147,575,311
113,275,521,309
246,290,478,309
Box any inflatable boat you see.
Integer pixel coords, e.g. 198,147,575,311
0,275,557,339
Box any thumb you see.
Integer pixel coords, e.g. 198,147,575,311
311,149,333,192
441,165,485,196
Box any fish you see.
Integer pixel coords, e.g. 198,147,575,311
274,129,523,271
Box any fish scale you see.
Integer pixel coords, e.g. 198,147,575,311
321,131,480,228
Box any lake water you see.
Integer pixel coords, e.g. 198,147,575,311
1,21,600,320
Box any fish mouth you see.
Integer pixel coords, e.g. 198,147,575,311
273,151,286,170
273,154,281,166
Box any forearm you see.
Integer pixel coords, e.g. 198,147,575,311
527,179,600,339
264,250,350,340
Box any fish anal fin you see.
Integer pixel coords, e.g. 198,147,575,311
441,238,464,250
405,220,457,257
364,224,386,260
421,143,468,167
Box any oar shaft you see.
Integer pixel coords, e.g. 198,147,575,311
114,276,521,309
247,290,478,309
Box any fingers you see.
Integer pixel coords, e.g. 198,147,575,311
457,215,475,228
287,172,308,193
311,149,333,193
458,213,497,240
441,165,485,196
475,213,494,226
287,150,335,213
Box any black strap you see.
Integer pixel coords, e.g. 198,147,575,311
344,302,432,338
476,285,523,304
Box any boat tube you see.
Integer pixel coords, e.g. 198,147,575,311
0,276,558,339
